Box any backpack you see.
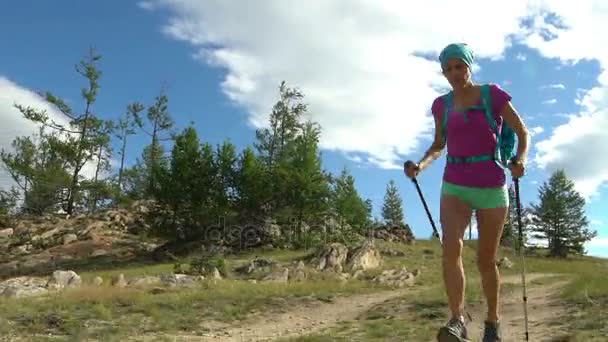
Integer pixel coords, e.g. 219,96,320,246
440,83,516,169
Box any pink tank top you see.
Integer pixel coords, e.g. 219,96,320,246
431,84,512,188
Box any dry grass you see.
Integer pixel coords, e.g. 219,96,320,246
0,239,606,341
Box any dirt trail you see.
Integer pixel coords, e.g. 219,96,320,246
137,273,571,342
464,273,571,342
144,288,413,341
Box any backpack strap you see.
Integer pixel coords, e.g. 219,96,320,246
480,84,509,169
440,91,453,145
480,84,498,133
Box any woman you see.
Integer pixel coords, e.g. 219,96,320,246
404,43,529,342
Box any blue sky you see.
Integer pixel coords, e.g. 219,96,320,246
1,1,606,258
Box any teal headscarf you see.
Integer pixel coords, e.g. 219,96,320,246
438,43,474,71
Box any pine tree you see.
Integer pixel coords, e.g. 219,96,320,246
529,169,597,257
234,147,268,218
283,121,331,232
253,81,306,213
331,167,372,230
84,119,115,212
381,179,404,226
133,90,174,197
154,126,216,239
12,48,106,215
0,189,18,227
115,102,143,194
254,81,305,169
213,140,238,217
1,127,71,214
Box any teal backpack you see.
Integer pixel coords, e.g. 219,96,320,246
441,84,516,169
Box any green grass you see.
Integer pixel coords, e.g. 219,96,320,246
0,278,386,340
0,246,389,340
282,240,608,341
2,238,607,341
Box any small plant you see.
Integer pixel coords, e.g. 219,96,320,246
174,254,228,278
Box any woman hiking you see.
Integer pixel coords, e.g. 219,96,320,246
404,43,530,342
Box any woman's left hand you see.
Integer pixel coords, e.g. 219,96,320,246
509,159,525,178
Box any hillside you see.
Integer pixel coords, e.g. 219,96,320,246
0,208,606,341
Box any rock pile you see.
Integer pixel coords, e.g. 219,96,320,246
371,223,415,244
0,201,162,277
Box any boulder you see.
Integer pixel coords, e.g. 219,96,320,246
346,240,382,272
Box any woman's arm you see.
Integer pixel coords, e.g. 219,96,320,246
418,110,446,172
501,101,530,164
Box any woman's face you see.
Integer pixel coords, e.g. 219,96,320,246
442,58,471,88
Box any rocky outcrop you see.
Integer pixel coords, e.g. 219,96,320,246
346,240,382,272
0,269,210,299
310,241,383,274
371,223,415,244
372,267,419,288
311,243,350,272
0,202,163,278
234,257,278,275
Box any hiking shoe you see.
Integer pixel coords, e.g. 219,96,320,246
482,320,502,341
437,317,469,342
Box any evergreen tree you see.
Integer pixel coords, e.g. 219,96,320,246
254,81,305,169
115,102,143,194
253,81,306,213
332,167,372,230
234,147,268,218
382,179,404,226
213,140,238,217
154,126,216,239
529,169,596,257
12,49,106,215
283,121,331,232
1,127,71,214
0,189,18,227
133,90,174,197
83,119,115,212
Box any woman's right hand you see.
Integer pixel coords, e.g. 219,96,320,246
404,160,420,179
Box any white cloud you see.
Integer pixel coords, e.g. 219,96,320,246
530,126,544,137
517,1,608,198
140,0,533,169
137,0,608,199
0,77,71,190
534,106,608,199
0,77,103,193
542,83,566,89
585,237,608,258
542,98,557,105
588,237,608,247
516,53,527,61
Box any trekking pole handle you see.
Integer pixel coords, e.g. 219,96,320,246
403,160,419,181
403,160,441,242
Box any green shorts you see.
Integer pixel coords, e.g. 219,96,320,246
441,181,509,209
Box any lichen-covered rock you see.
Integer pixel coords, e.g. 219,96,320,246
346,240,382,272
312,243,349,272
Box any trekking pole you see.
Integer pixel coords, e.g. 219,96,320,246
404,161,441,244
513,177,529,341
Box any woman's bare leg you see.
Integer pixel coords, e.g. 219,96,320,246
475,207,508,323
440,194,472,320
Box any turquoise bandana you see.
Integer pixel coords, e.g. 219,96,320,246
439,43,474,71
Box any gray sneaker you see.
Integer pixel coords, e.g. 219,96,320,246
437,317,469,342
482,320,502,341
